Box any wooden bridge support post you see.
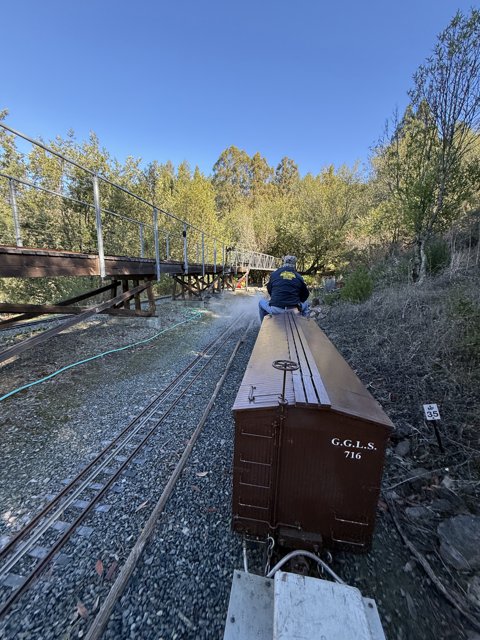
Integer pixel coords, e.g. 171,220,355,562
146,279,156,315
122,279,130,310
133,279,141,312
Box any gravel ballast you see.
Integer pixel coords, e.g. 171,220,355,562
0,293,262,639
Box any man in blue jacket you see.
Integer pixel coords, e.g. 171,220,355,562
258,255,309,322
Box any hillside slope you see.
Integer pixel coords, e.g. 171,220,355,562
320,269,480,639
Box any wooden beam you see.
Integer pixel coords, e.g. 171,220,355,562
172,275,202,298
0,283,149,365
0,245,231,279
0,303,153,317
133,279,141,311
122,279,130,310
0,281,120,327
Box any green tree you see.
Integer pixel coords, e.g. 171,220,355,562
374,9,480,281
274,156,300,195
212,145,251,213
249,152,273,204
142,160,175,210
171,165,219,261
0,112,25,246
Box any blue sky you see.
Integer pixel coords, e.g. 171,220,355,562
1,0,476,176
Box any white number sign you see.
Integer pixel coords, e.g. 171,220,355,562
423,403,441,421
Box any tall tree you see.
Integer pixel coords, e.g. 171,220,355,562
0,111,25,246
212,145,251,213
249,152,273,204
269,166,364,273
274,156,300,195
142,160,175,209
375,9,480,281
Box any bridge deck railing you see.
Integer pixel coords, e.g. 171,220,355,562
0,123,280,278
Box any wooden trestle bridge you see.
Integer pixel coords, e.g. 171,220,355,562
0,123,280,363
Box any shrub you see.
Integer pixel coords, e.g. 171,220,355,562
425,238,450,274
340,267,373,303
323,291,341,306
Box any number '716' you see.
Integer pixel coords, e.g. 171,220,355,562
344,450,362,460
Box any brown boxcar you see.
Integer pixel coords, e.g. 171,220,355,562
232,311,394,551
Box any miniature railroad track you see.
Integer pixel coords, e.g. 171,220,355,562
0,313,247,618
85,319,253,640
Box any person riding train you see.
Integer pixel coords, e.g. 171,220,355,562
258,255,309,322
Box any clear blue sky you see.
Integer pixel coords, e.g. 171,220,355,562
1,0,476,176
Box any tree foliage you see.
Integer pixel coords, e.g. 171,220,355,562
372,9,480,281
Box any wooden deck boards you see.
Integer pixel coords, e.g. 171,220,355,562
0,245,231,278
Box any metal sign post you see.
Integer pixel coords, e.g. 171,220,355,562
92,175,106,278
423,403,444,452
139,223,145,258
9,179,23,247
153,207,161,281
183,223,188,274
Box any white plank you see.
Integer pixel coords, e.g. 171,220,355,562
273,572,373,640
363,598,386,640
223,570,273,640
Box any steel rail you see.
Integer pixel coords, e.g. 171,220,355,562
0,314,70,331
0,314,246,617
0,173,155,230
0,123,95,174
0,313,243,563
0,322,234,571
85,318,254,640
0,172,95,210
0,125,205,232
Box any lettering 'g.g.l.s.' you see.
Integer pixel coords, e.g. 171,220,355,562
280,271,296,280
331,437,377,451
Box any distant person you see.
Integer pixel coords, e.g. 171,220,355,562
258,255,309,322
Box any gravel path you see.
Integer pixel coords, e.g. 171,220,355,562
101,326,261,640
0,293,262,639
0,299,238,536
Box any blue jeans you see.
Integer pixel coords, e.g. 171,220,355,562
258,299,309,322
